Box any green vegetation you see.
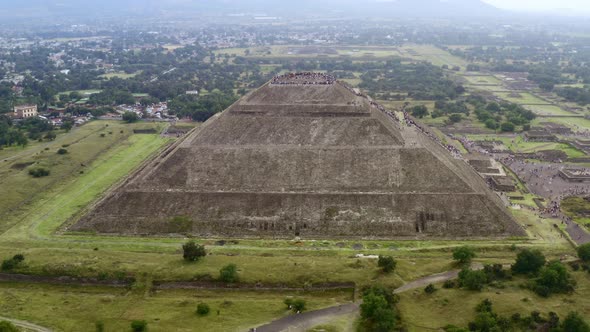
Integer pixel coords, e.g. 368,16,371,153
578,243,590,262
130,320,147,332
378,255,397,274
219,264,239,283
196,303,211,316
284,298,307,312
360,286,398,332
512,249,546,275
182,240,206,262
0,321,19,332
561,197,590,230
452,246,476,265
122,112,139,123
1,254,24,271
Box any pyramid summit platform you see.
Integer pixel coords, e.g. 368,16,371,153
72,73,525,239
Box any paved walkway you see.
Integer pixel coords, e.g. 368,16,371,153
0,316,52,332
253,267,472,332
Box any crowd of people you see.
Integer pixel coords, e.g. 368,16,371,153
270,72,336,85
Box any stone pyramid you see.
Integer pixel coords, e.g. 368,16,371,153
72,74,524,239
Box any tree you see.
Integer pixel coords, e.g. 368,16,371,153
578,243,590,262
61,120,74,132
0,321,19,332
196,303,210,316
57,148,68,155
512,249,546,275
458,269,488,291
360,286,397,332
411,105,428,118
182,241,206,262
28,167,50,178
44,131,56,141
95,321,105,332
122,112,139,123
130,320,147,332
219,264,239,283
500,122,515,132
452,246,476,265
534,261,575,297
562,312,590,332
448,113,462,123
377,256,397,274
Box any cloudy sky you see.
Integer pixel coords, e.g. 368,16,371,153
484,0,590,11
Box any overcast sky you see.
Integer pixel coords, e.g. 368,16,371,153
484,0,590,11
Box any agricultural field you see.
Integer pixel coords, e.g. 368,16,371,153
99,71,142,79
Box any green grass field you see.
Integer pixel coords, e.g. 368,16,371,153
99,71,141,79
494,92,549,105
463,75,503,85
523,104,575,116
397,271,590,331
0,283,351,332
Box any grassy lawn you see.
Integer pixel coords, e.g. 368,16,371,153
397,271,590,331
0,121,166,232
0,283,351,332
494,92,549,105
465,135,585,158
523,104,574,116
99,71,141,79
561,197,590,231
463,75,503,85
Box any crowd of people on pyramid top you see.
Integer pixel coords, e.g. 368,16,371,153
270,72,336,85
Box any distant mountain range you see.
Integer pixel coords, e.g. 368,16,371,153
0,0,503,20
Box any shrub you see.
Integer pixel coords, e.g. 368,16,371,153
95,321,105,332
12,254,24,263
360,286,397,332
182,240,206,262
443,280,456,289
512,249,546,275
452,246,476,265
29,167,50,178
0,321,19,332
219,264,239,283
377,255,397,273
123,112,139,123
130,320,147,332
578,243,590,262
561,312,590,332
1,259,16,271
196,303,210,316
424,284,437,294
57,148,68,155
533,261,575,297
458,269,488,291
291,299,306,312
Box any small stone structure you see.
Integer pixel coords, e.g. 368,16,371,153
559,168,590,183
489,176,516,192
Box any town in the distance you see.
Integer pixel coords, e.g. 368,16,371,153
0,0,589,331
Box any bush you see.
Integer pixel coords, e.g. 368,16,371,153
123,112,139,123
424,284,437,294
182,240,206,262
29,167,50,178
377,255,397,273
512,249,546,275
443,280,456,289
1,259,16,271
452,246,476,265
500,122,515,132
0,321,19,332
196,303,210,316
219,264,239,283
95,321,105,332
458,269,488,291
533,261,575,297
578,243,590,262
12,254,24,263
562,312,590,332
57,148,68,155
130,320,147,332
293,299,306,312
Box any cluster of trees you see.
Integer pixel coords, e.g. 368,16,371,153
359,61,465,101
556,87,590,105
445,299,589,332
168,91,237,122
0,115,28,148
471,98,536,132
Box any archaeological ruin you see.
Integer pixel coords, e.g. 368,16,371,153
71,73,525,239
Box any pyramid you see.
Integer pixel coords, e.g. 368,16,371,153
72,74,525,239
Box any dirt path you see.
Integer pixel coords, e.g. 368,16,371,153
252,267,474,332
0,316,53,332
